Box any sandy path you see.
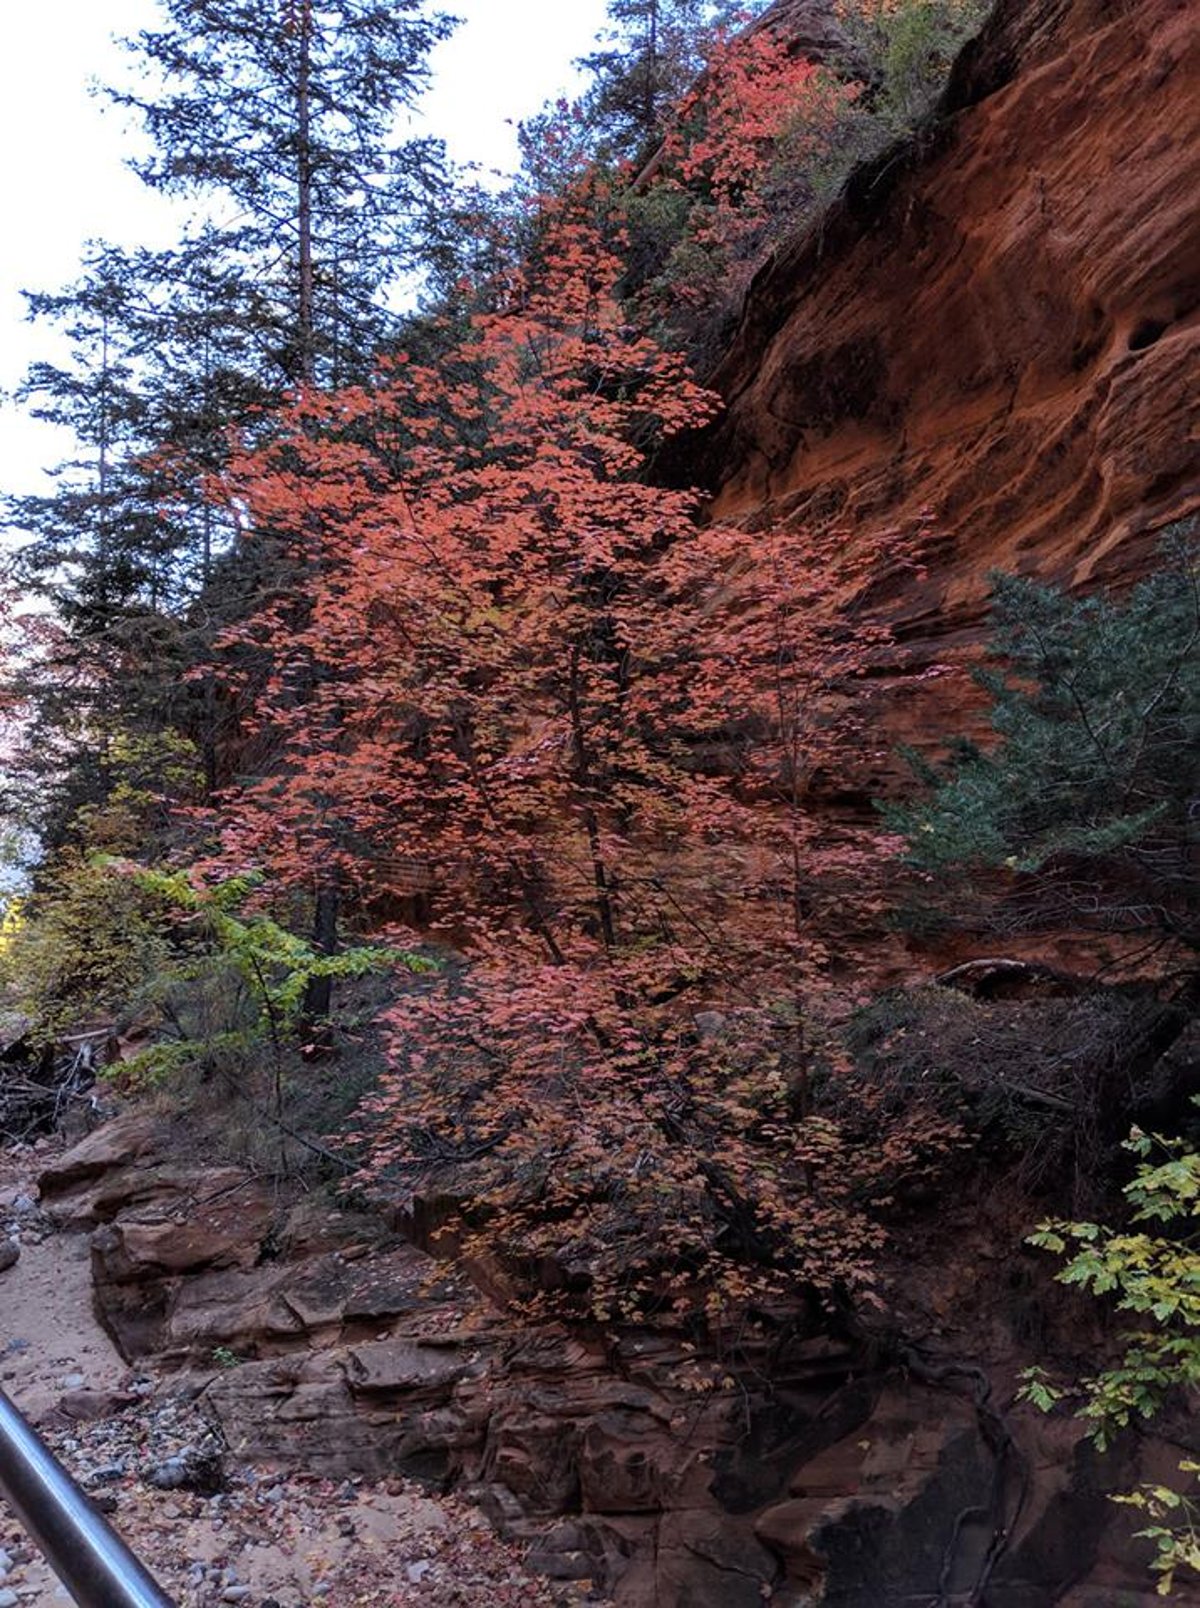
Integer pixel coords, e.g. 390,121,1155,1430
0,1222,125,1420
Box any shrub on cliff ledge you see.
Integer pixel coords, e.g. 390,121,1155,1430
887,526,1200,964
836,0,987,136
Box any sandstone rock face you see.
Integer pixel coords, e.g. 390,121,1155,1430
709,0,1199,683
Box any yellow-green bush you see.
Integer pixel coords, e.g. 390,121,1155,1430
0,851,171,1041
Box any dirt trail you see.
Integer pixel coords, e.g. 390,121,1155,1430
0,1202,125,1419
0,1142,592,1608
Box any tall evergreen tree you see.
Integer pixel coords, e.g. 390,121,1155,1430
10,243,267,618
3,251,185,840
14,252,153,622
10,0,456,613
99,0,456,1007
110,0,455,386
578,0,731,165
5,0,455,852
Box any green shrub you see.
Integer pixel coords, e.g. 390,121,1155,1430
885,527,1200,956
0,851,172,1041
121,869,437,1087
838,0,988,136
0,856,436,1117
1022,1113,1200,1594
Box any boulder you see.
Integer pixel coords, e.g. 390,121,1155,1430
38,1111,163,1195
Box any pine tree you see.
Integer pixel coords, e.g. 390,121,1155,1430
10,244,266,617
11,0,456,622
887,527,1200,957
4,0,454,859
100,0,445,1014
578,0,729,165
110,0,455,386
4,242,269,838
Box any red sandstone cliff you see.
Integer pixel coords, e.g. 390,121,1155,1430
711,0,1199,648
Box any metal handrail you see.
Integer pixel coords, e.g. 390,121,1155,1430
0,1387,176,1607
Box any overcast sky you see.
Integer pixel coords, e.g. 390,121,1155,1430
0,0,610,501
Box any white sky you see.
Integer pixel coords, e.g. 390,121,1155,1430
0,0,610,502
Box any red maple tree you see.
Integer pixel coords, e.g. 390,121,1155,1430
206,181,955,1329
630,25,860,346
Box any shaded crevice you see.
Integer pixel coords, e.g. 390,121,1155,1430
1128,316,1170,352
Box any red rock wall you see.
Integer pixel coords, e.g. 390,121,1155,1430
43,1111,1189,1607
709,0,1199,646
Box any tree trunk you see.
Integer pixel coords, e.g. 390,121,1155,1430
292,0,333,1025
645,0,659,135
295,0,315,384
97,311,112,607
301,877,339,1024
567,644,618,953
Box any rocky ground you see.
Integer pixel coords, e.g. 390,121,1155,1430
0,1139,596,1608
0,1103,1182,1607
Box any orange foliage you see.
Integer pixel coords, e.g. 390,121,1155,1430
637,27,859,330
207,185,956,1329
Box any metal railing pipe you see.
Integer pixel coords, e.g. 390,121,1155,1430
0,1387,176,1608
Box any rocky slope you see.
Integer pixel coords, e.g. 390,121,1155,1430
0,1135,587,1608
24,1109,1195,1608
709,0,1198,705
